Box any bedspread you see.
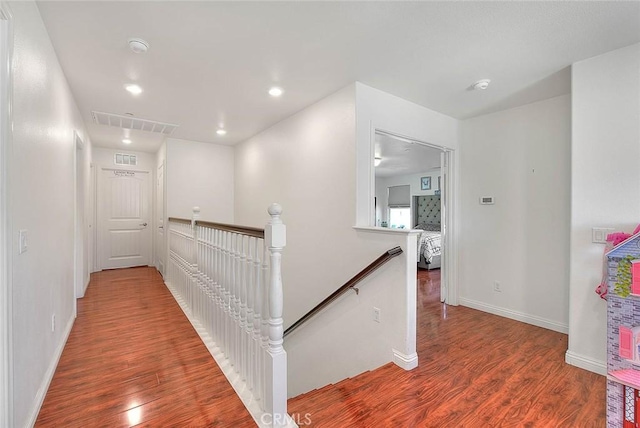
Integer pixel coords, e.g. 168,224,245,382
417,230,441,263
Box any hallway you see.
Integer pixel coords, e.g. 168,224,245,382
35,267,255,427
36,267,606,427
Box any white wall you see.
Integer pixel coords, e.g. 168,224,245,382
234,84,417,396
8,2,92,425
375,168,441,225
166,138,234,223
459,95,571,333
355,82,458,227
568,43,640,373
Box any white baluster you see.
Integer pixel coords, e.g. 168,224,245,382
246,236,255,392
233,232,241,372
239,234,248,381
223,231,231,362
261,241,269,411
252,237,263,402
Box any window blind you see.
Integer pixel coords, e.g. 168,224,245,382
388,185,410,208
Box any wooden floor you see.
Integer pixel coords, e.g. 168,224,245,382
288,269,606,427
35,267,255,427
37,267,606,427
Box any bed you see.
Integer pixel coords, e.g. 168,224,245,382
413,195,442,270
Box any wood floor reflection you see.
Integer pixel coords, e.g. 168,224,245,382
288,268,606,427
35,267,255,427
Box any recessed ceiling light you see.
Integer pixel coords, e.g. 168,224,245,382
128,38,149,54
472,79,491,90
216,129,227,136
122,138,132,144
268,87,283,97
124,84,143,95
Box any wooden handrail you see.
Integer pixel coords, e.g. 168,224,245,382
168,217,191,225
283,246,403,338
168,217,265,239
196,220,264,239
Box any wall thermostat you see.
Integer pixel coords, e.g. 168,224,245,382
479,196,495,205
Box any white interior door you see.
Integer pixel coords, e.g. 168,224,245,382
98,168,151,269
155,162,165,276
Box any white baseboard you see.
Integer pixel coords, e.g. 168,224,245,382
164,280,298,428
565,350,606,376
392,349,418,370
83,275,90,295
458,297,568,334
26,313,75,427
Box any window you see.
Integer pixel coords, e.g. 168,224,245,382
114,153,137,166
388,185,411,228
389,207,411,229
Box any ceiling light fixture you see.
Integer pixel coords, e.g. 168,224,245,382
216,129,227,136
268,87,283,97
122,138,132,144
472,79,491,90
128,38,149,54
124,84,143,95
374,157,382,167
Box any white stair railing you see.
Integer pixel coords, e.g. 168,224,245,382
166,204,292,428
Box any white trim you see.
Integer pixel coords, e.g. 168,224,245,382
353,226,421,236
392,349,418,370
164,279,299,428
458,297,569,334
73,131,84,300
564,350,606,375
0,4,13,426
25,314,75,427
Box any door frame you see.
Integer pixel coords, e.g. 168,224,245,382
372,129,459,306
73,131,86,299
0,3,13,426
96,166,152,270
155,160,165,276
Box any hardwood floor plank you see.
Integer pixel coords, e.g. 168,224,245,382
35,267,254,427
288,269,606,427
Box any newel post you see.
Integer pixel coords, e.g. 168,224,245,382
264,203,288,426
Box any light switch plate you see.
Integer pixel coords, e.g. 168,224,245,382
592,227,614,244
18,230,27,254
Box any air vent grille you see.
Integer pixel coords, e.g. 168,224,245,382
91,111,179,135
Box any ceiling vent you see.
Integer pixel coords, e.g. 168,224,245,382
91,111,179,135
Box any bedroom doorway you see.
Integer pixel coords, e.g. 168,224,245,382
373,130,453,304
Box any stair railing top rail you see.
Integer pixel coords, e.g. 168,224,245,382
168,216,265,239
283,246,403,338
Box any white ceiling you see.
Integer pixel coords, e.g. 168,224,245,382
375,133,441,178
37,1,640,153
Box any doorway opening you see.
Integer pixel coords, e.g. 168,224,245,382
373,130,454,304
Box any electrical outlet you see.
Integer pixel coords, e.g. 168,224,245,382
493,281,501,292
373,307,381,323
51,314,55,333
